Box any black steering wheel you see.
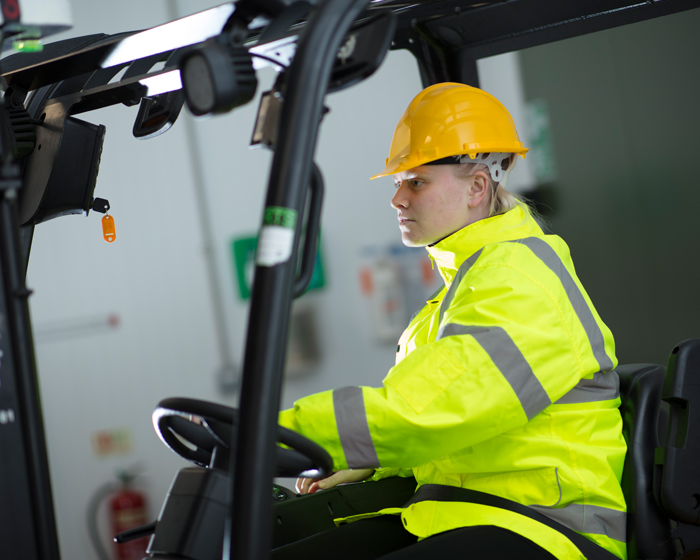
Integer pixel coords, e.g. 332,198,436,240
152,397,333,478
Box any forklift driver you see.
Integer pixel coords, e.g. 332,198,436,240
276,83,626,560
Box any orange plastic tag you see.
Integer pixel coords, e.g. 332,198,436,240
102,214,116,243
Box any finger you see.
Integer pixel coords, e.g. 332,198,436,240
298,476,318,495
317,472,343,490
317,469,373,490
309,472,338,493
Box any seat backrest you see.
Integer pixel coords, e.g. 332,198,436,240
617,363,675,560
654,339,700,556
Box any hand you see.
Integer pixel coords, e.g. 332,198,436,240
295,468,374,495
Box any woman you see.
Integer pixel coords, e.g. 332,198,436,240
276,83,626,559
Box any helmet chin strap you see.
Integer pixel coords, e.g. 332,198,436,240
426,152,515,187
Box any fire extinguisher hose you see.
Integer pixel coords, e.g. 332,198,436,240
87,481,119,560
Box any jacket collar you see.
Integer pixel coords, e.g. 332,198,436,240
426,204,544,287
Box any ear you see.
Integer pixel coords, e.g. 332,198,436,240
467,171,490,208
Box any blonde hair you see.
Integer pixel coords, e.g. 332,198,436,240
452,154,520,217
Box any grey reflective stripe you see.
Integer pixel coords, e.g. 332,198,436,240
438,324,551,420
555,369,620,404
511,238,614,372
333,387,380,469
529,503,627,542
438,248,483,326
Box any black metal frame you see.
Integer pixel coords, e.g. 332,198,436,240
226,0,373,555
0,165,60,560
1,0,699,559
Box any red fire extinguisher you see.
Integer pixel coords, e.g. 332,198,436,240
109,471,149,560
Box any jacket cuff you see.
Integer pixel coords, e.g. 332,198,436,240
278,408,300,433
370,467,413,481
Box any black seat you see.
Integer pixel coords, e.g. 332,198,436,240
617,363,675,559
619,340,700,559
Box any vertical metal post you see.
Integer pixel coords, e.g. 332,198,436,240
408,36,480,88
0,26,60,558
225,0,371,558
457,52,480,88
0,185,61,560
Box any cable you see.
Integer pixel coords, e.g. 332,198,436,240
250,52,289,69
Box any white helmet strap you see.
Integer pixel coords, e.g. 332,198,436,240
455,153,514,187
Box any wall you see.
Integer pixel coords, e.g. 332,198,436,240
518,8,700,365
22,1,531,558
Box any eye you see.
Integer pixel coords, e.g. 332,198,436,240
410,179,424,188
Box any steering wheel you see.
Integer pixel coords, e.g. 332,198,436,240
152,397,333,478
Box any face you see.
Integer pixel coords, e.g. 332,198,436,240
391,165,488,247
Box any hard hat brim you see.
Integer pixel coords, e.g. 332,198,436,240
370,147,528,180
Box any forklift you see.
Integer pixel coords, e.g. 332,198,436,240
1,0,700,558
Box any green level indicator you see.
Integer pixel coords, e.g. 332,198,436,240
13,40,43,53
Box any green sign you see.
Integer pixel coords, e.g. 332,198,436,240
230,233,325,300
526,99,558,183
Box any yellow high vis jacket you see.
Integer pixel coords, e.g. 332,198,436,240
279,204,627,559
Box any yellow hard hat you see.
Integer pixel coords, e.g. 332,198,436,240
371,82,528,179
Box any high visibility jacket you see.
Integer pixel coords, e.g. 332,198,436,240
279,204,627,559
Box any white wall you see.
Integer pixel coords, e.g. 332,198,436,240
24,2,529,558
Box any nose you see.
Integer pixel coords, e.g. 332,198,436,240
391,181,408,210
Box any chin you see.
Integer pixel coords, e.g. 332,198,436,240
401,236,428,248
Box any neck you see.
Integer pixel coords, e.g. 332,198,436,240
426,204,542,286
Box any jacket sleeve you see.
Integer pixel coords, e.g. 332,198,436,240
279,245,617,472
